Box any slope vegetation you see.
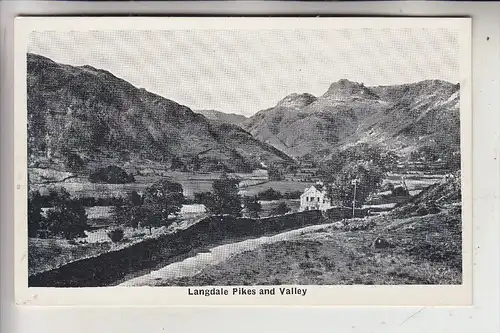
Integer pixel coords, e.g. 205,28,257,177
27,53,293,173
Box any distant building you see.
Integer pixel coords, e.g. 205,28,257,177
299,181,341,212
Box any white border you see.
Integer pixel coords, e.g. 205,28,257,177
12,16,472,307
2,3,499,333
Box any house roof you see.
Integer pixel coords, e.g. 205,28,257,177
302,184,327,196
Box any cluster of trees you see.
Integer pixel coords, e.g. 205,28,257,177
29,173,297,242
255,188,302,201
89,165,135,184
28,187,90,239
114,180,185,234
319,143,397,207
193,173,243,218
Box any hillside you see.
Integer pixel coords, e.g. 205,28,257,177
195,109,247,126
241,79,460,161
27,53,294,173
390,171,461,218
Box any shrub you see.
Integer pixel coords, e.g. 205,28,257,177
89,165,135,184
257,188,282,201
243,196,262,218
392,186,409,197
28,190,44,238
64,151,86,171
45,198,90,239
107,228,124,242
29,187,91,239
270,202,291,216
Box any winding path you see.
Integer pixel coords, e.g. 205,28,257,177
119,222,336,286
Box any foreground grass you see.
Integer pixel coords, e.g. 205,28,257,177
152,209,462,286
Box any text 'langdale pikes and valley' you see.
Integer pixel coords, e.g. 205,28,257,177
187,287,308,297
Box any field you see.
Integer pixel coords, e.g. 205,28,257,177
258,199,301,217
28,166,448,279
141,208,462,286
386,173,444,191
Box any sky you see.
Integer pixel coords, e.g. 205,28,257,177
28,28,459,116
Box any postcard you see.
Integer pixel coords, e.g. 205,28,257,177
14,16,472,306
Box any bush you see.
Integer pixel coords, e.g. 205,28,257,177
107,228,124,242
243,196,262,218
45,198,90,239
28,190,45,238
392,186,409,196
270,202,290,216
29,187,91,239
89,165,135,184
64,151,86,171
257,188,282,201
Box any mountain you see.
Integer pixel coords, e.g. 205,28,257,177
27,53,294,173
195,109,247,126
241,79,460,161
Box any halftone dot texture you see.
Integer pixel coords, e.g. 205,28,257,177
27,27,461,287
28,28,458,116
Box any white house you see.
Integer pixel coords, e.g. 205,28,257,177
299,182,340,212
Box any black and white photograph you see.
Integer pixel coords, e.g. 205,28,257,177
15,17,472,305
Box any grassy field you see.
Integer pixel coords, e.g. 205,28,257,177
386,173,443,191
146,208,462,286
258,199,301,217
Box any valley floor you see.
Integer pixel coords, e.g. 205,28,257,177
121,209,462,286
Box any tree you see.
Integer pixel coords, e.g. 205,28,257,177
256,188,282,201
28,190,45,238
270,202,291,216
113,196,145,229
140,180,185,233
128,190,143,206
171,156,184,171
191,155,201,172
46,186,72,206
89,165,135,184
107,228,124,242
45,197,89,239
319,143,391,207
320,143,398,176
199,174,242,217
325,161,385,208
244,196,262,218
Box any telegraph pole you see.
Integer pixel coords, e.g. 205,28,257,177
351,179,359,218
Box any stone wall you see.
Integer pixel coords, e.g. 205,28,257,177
29,210,324,287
